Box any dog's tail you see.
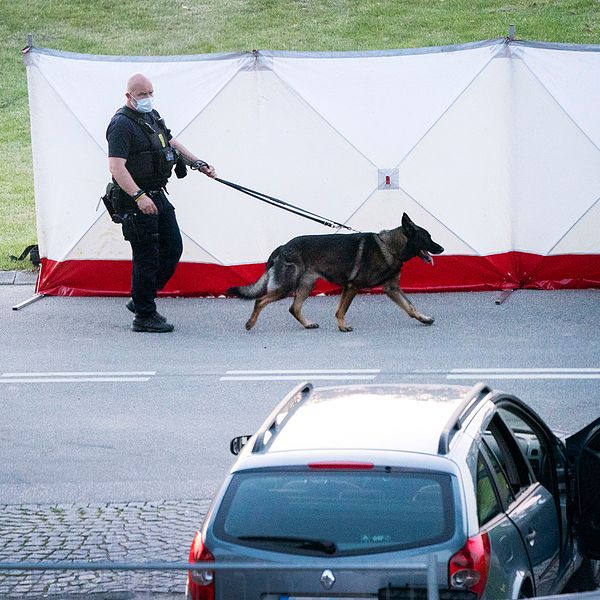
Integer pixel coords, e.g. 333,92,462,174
228,246,283,299
228,272,269,299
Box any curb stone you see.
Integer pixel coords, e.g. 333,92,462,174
0,271,38,285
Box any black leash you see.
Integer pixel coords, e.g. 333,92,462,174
214,177,358,232
9,244,40,266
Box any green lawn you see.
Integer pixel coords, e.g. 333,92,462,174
1,0,598,271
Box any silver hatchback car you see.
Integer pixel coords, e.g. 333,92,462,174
187,382,600,600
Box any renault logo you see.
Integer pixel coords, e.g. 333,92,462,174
320,569,335,590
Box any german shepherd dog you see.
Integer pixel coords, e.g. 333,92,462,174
228,213,444,332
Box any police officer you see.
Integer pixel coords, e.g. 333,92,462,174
107,73,216,332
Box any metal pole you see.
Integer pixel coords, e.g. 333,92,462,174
0,560,429,573
495,289,515,305
508,24,516,41
427,554,439,600
12,293,46,311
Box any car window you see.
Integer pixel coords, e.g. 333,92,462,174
495,404,568,549
496,407,554,493
214,468,456,556
480,441,514,509
483,414,532,496
476,451,502,525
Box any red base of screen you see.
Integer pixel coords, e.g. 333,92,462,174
35,253,600,297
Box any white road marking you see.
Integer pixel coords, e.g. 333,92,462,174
221,369,380,382
448,368,600,380
225,369,380,374
0,371,156,383
0,378,153,383
449,374,600,380
451,368,600,373
2,371,156,377
222,375,378,381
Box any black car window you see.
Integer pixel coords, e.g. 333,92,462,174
496,407,554,494
483,414,532,496
495,402,568,548
214,468,456,556
476,451,502,525
481,440,514,509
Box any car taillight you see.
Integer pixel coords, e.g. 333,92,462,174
186,530,215,600
449,532,490,599
308,462,374,469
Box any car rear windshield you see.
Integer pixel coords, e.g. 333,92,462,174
214,468,455,556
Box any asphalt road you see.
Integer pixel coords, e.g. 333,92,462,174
1,285,599,506
1,283,599,597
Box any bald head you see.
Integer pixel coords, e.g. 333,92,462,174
125,74,154,112
127,73,153,95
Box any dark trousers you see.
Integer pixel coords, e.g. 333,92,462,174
128,192,183,316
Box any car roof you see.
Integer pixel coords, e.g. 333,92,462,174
261,383,480,456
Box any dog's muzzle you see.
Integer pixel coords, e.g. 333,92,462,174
420,243,444,265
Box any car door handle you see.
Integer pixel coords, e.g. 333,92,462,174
525,529,536,546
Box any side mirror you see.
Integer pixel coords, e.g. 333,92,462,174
230,435,253,455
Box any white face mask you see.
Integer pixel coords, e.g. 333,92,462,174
133,96,153,113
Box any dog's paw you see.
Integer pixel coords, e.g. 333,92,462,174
305,322,320,329
245,320,255,331
419,315,434,325
338,325,354,332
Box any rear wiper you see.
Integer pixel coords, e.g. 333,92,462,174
237,535,337,555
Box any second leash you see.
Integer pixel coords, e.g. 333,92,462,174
214,177,360,232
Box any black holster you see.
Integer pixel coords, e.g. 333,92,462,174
101,182,123,223
174,156,187,179
122,213,145,242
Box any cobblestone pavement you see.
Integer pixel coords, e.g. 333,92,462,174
0,499,211,598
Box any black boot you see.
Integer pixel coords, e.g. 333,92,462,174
126,299,167,323
131,314,174,333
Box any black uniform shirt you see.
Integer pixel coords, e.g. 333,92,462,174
106,109,172,159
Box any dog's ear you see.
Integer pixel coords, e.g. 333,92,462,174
402,213,415,232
